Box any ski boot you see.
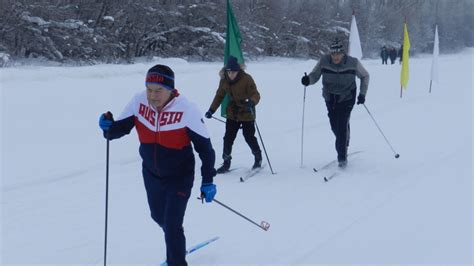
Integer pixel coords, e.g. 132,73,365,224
216,159,231,174
252,151,262,169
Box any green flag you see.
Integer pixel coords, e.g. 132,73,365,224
220,0,244,118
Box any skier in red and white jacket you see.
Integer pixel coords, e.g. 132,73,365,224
99,64,216,266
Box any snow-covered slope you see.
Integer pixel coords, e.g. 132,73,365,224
2,50,472,265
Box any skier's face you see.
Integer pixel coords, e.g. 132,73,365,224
331,52,344,64
146,84,172,110
227,70,238,81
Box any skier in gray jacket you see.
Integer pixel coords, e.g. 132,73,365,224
301,38,369,167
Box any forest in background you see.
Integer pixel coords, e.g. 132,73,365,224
0,0,472,65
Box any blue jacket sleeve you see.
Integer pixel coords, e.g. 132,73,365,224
187,128,216,184
103,116,135,140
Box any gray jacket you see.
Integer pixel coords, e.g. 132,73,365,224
308,54,369,102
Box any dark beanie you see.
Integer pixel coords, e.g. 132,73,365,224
145,64,175,90
225,56,241,71
330,38,344,53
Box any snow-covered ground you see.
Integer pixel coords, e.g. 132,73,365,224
1,50,472,265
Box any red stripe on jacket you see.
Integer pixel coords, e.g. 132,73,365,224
134,117,190,149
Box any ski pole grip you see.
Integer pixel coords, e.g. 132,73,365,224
197,196,208,204
104,111,113,120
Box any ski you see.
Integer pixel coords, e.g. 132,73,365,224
160,236,219,266
312,151,363,182
216,167,242,175
239,165,265,182
313,168,339,182
323,172,338,182
313,150,363,172
186,236,219,255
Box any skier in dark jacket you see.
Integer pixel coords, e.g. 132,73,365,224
301,39,370,167
98,64,217,266
389,47,397,64
205,56,262,173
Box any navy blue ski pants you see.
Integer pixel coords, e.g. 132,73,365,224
325,92,356,161
142,167,193,266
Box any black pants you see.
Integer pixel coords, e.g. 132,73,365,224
325,93,355,161
222,119,261,160
142,167,193,266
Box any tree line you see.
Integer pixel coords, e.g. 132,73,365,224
0,0,472,65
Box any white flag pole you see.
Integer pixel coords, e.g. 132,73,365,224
430,25,439,93
348,10,363,60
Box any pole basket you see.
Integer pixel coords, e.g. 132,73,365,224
260,221,271,231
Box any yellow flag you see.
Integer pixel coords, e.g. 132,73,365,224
400,23,410,89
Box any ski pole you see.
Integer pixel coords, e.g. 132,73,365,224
248,106,275,174
199,197,270,231
103,135,110,266
254,120,275,174
300,72,308,168
211,115,242,129
362,104,400,158
211,115,226,124
103,111,113,266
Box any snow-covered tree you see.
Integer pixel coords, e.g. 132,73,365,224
0,0,472,65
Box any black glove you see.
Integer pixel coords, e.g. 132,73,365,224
301,75,310,86
357,94,366,105
204,110,213,119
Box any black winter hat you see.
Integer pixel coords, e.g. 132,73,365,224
330,39,344,54
146,64,175,90
225,56,241,71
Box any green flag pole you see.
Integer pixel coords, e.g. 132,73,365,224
221,0,244,118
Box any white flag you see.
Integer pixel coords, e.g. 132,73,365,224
430,25,439,83
348,14,363,59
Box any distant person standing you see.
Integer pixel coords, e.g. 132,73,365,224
389,47,397,64
380,46,388,65
399,44,404,64
98,64,217,266
301,39,370,167
205,56,262,173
